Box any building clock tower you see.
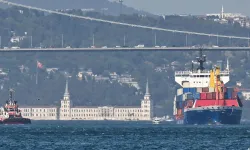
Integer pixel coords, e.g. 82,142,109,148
60,78,72,120
141,79,153,120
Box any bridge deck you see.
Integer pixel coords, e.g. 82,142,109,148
0,47,249,52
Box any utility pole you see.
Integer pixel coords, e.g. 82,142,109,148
30,35,33,48
123,35,126,46
119,0,123,15
248,33,250,47
50,36,53,48
61,34,64,48
0,36,1,48
217,33,219,46
92,34,95,47
185,34,188,47
154,33,157,46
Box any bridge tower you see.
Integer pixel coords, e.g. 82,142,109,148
119,0,123,15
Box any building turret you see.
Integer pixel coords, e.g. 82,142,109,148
60,78,72,120
141,79,153,120
63,79,70,100
221,5,224,19
144,79,151,100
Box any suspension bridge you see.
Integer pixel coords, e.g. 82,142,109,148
0,0,250,52
0,47,249,52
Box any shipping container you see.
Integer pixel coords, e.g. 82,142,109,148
232,91,237,99
226,92,232,99
223,87,227,93
186,93,194,100
212,92,216,99
206,92,213,99
176,95,183,102
183,88,189,94
176,101,179,109
197,87,202,93
227,88,234,95
224,92,229,99
193,92,200,100
176,101,183,109
189,88,197,94
183,88,197,94
200,93,207,99
177,88,183,96
209,88,215,92
202,87,209,92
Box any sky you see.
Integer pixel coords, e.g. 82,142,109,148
111,0,250,16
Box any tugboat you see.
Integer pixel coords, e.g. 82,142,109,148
0,89,31,124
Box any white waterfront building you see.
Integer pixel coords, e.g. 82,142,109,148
19,79,153,121
19,106,58,120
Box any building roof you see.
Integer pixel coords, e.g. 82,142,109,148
19,106,58,108
72,106,99,108
114,106,141,108
72,106,141,109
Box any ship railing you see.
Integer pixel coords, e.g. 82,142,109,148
175,70,230,76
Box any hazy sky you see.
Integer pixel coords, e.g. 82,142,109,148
113,0,250,16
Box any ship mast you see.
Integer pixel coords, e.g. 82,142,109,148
9,89,13,102
196,49,206,72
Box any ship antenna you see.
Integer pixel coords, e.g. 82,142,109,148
191,60,194,72
9,88,14,102
197,48,206,71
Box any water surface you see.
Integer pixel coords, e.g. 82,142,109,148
0,121,249,150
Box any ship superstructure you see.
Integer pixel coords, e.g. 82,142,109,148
175,50,230,88
174,49,243,125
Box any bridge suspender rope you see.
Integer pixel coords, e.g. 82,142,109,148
0,0,250,40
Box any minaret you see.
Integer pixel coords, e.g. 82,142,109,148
63,78,70,100
226,58,229,71
221,5,224,19
144,79,151,100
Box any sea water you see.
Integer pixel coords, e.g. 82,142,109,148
0,121,250,150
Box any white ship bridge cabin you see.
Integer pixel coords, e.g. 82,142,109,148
175,70,230,88
175,50,230,88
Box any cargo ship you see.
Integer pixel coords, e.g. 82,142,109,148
0,89,31,124
173,50,243,125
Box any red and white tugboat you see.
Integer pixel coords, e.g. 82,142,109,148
0,89,31,124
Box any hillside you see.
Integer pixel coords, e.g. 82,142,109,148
0,0,150,16
0,7,249,117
